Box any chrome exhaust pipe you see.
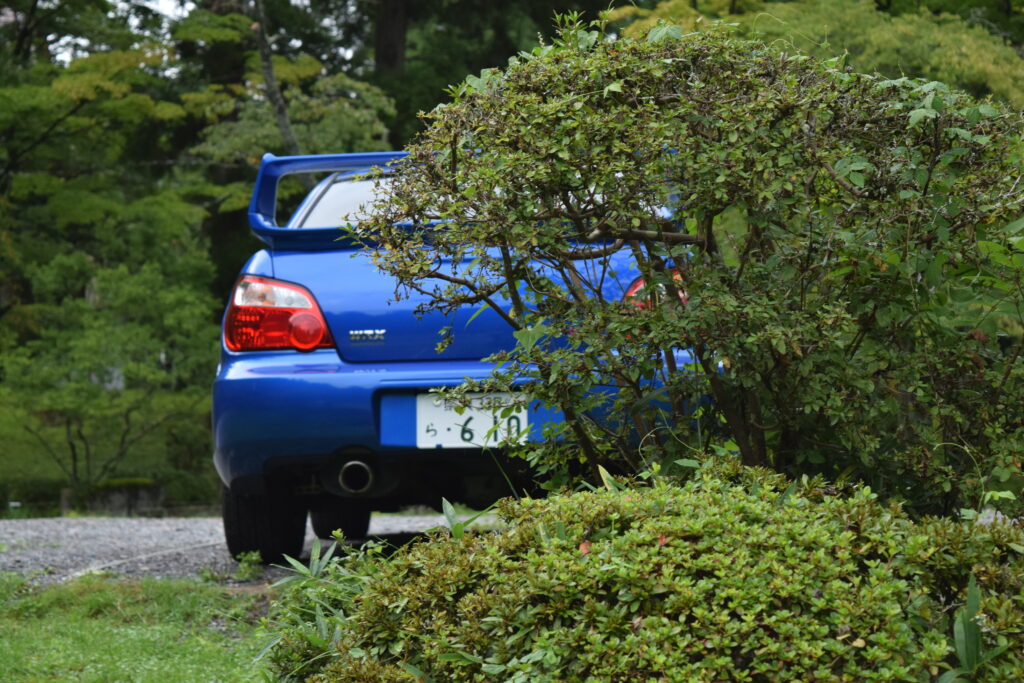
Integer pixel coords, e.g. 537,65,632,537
338,460,374,494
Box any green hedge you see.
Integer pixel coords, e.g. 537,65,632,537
265,467,1024,681
0,478,66,517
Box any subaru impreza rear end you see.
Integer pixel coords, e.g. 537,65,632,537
214,152,559,561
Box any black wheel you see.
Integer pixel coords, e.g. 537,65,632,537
222,485,307,564
310,500,371,539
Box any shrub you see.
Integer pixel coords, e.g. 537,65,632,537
264,467,1024,681
359,18,1024,516
158,468,220,508
0,478,66,516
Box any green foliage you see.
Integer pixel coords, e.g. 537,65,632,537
612,1,1024,109
0,1,397,495
171,9,253,44
187,72,395,167
360,19,1024,515
0,28,220,488
0,574,267,681
355,0,641,145
438,496,496,539
234,551,266,583
938,574,1010,682
0,478,65,517
263,469,1024,680
261,539,389,680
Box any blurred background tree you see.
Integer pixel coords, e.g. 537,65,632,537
611,1,1024,106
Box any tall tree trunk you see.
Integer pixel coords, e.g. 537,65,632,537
251,0,304,161
375,0,407,75
13,0,41,64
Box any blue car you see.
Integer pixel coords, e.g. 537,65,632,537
214,152,664,561
214,152,560,561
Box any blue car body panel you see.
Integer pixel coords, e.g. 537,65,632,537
213,349,559,483
270,249,519,363
214,152,694,508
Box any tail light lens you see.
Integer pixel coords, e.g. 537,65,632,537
224,275,333,352
623,269,688,309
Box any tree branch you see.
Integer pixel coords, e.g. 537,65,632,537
0,100,87,188
498,245,528,318
551,239,626,260
823,160,867,198
21,422,72,482
251,0,310,187
77,421,93,482
416,270,520,329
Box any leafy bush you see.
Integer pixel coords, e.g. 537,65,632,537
0,478,66,516
612,0,1024,110
359,19,1024,516
264,466,1024,681
158,468,221,508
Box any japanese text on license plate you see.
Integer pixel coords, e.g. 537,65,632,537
415,393,528,449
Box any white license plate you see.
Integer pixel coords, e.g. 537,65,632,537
415,393,528,449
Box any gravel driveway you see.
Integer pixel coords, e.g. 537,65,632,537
0,513,459,585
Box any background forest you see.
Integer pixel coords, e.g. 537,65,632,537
1,0,1023,512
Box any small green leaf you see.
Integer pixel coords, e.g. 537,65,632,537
647,24,683,43
400,661,436,683
442,497,460,531
512,323,549,351
1003,216,1024,235
438,651,483,664
464,304,490,328
909,108,936,126
953,575,982,671
252,634,284,663
280,553,308,574
597,465,621,491
775,482,798,507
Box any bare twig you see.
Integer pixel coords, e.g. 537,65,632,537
22,423,73,482
551,239,627,260
823,160,867,198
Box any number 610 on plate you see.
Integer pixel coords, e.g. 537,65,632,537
415,393,529,449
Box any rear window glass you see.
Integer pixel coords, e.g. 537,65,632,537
297,178,385,228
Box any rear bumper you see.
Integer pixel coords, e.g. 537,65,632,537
212,349,556,498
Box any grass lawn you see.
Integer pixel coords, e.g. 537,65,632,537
0,573,270,681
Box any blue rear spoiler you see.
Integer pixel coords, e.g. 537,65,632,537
247,151,406,249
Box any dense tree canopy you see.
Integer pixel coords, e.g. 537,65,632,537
0,0,394,487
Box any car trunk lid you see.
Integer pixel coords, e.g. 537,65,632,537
271,249,515,362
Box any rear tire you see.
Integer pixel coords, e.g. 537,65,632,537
222,486,307,564
310,501,371,539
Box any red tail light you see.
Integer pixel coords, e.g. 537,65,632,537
224,275,333,352
623,269,688,309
